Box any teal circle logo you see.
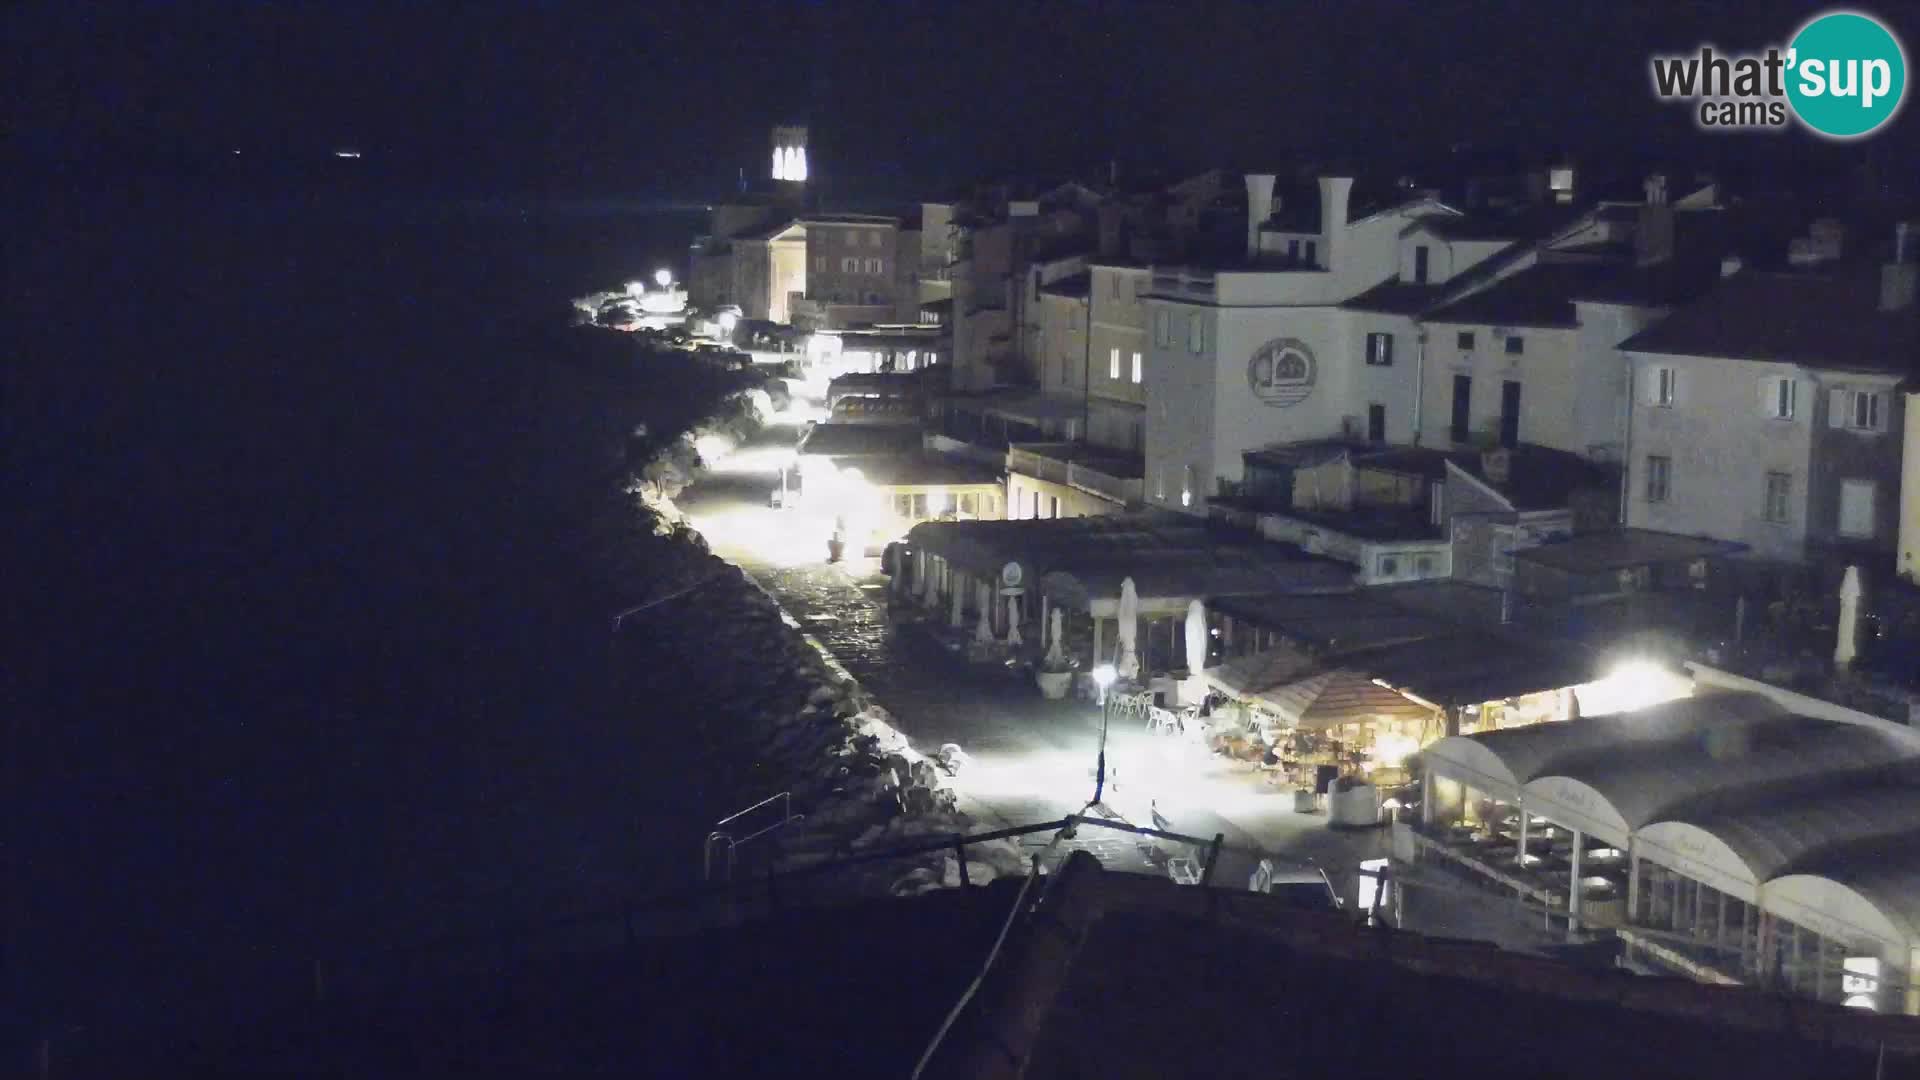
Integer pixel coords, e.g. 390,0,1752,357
1787,11,1906,138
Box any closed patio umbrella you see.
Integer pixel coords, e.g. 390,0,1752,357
950,575,965,628
1046,608,1066,668
1117,576,1140,680
1184,598,1207,675
976,581,995,644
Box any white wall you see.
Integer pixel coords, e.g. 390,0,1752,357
1625,352,1814,561
1903,390,1920,583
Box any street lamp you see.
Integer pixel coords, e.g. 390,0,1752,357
654,268,674,290
1091,663,1117,805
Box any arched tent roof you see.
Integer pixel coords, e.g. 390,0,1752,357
1529,714,1915,837
1422,691,1786,801
1633,822,1764,900
1640,762,1920,896
1766,833,1920,955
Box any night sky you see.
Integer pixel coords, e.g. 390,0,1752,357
11,1,1916,199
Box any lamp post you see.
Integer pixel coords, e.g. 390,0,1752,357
654,268,674,291
1091,663,1117,805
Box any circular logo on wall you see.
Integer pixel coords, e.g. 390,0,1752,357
1248,338,1316,408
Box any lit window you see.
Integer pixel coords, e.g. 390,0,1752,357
1181,464,1195,507
1365,332,1394,366
1131,351,1142,384
1109,347,1120,379
1764,376,1796,420
1763,471,1791,523
1645,455,1671,502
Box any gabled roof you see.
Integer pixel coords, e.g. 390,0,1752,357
1618,267,1920,376
1422,258,1721,329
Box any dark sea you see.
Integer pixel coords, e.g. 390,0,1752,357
6,175,734,1059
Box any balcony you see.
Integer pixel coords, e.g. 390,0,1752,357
1007,442,1145,507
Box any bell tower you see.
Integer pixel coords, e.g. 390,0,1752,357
771,125,809,185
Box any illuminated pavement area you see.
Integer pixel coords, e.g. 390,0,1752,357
677,382,1555,936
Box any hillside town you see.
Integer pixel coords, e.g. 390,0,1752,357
651,123,1920,1024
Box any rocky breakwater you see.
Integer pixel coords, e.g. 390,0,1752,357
660,551,1027,902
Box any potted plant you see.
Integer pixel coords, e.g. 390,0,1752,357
1035,655,1077,700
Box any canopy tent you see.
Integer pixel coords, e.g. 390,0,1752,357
1262,668,1439,731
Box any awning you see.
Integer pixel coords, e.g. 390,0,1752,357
1263,668,1438,730
1202,645,1320,702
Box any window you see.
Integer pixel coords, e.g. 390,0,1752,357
1504,335,1525,355
845,230,856,246
1457,331,1475,350
869,230,883,247
1304,240,1318,265
1365,332,1394,366
911,493,929,520
1414,553,1437,576
1490,525,1516,574
841,257,857,273
1156,465,1167,501
1833,388,1887,431
1131,351,1142,384
1181,465,1195,508
1450,375,1472,442
1367,403,1386,442
1153,309,1170,347
1645,455,1671,503
1378,555,1402,578
866,258,883,274
1763,376,1797,420
1287,239,1300,261
1413,245,1430,284
1111,275,1122,298
1050,495,1060,518
1187,312,1205,354
1652,366,1677,407
959,493,977,517
813,256,826,272
1764,471,1792,523
1499,380,1521,449
1109,347,1121,379
1840,479,1877,538
1033,491,1042,519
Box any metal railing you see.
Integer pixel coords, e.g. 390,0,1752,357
704,791,805,883
316,813,1277,1006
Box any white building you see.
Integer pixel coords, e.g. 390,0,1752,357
1141,175,1471,513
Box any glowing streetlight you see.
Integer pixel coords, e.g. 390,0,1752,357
1091,663,1118,806
654,268,674,290
717,310,739,334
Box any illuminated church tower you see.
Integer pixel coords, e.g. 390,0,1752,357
771,125,809,185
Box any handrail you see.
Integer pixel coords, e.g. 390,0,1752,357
320,814,1322,1002
704,791,804,883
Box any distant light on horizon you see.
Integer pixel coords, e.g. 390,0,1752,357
333,148,362,160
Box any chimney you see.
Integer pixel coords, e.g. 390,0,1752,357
1720,254,1744,278
1244,173,1276,260
1882,222,1917,311
1634,172,1675,266
1481,448,1512,486
1318,175,1354,271
1809,218,1846,261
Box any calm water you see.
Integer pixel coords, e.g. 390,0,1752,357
8,183,728,1051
